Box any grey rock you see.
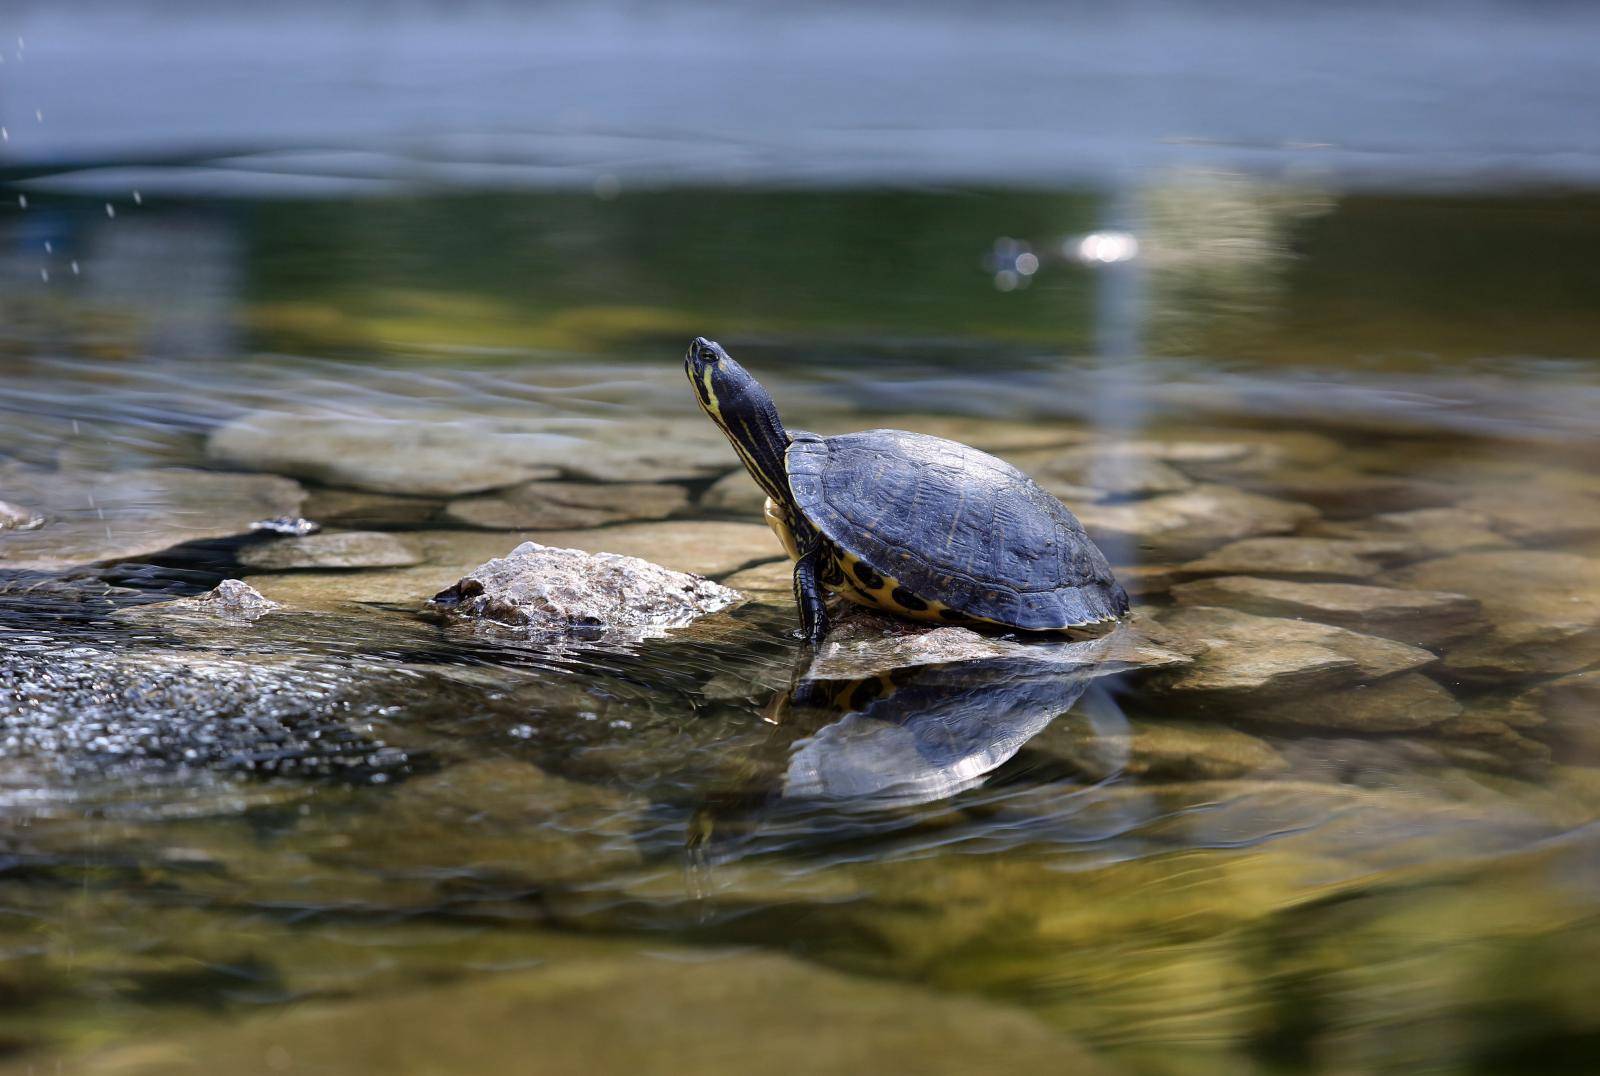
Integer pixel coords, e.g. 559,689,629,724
1075,484,1319,559
1170,575,1482,647
301,488,443,528
207,408,733,496
1180,537,1413,581
153,579,282,622
1148,605,1436,702
239,531,423,571
428,541,741,636
447,481,688,530
1388,552,1600,681
0,464,305,571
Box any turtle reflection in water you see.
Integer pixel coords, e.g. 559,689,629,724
689,640,1128,864
685,337,1129,643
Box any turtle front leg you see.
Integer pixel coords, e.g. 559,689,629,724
793,544,831,645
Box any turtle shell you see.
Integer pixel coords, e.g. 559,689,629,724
786,429,1129,630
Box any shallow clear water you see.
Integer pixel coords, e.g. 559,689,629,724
3,178,1600,1074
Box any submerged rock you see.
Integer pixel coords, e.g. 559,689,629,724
301,488,444,528
1249,672,1461,732
1171,575,1482,647
446,480,688,530
1180,537,1412,581
1507,671,1600,763
1388,552,1600,680
313,758,645,884
51,949,1107,1076
1009,445,1194,499
1226,466,1454,519
239,530,423,571
1030,717,1288,781
428,541,741,636
1075,484,1318,559
1148,605,1436,703
0,464,305,571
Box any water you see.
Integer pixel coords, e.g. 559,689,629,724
5,6,1600,1073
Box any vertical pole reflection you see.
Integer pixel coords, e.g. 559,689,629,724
1086,180,1146,569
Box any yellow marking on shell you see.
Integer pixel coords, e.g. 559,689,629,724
763,498,802,561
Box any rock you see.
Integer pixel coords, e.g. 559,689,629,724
1030,717,1288,781
1227,467,1454,519
428,541,741,636
1311,507,1513,558
1163,428,1344,477
1180,537,1413,581
0,464,305,572
207,408,733,495
238,531,423,571
1458,484,1600,544
700,469,767,515
1507,672,1600,763
244,523,781,613
1075,485,1318,559
1170,576,1482,647
720,560,795,599
1248,673,1461,732
44,950,1108,1076
1388,552,1600,681
0,499,42,531
888,414,1091,452
1009,445,1193,499
1109,563,1187,598
128,579,281,622
806,610,1189,681
1148,606,1436,703
447,481,688,530
312,758,645,883
301,488,444,528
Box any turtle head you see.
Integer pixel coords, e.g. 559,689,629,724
684,336,793,507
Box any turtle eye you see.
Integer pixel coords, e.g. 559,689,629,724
689,337,722,363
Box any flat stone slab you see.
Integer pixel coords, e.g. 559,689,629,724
427,541,741,636
208,408,735,496
805,612,1189,682
0,464,306,572
1228,466,1455,519
449,481,688,530
1009,445,1194,499
1388,551,1600,680
239,531,423,570
1148,605,1436,702
1075,485,1319,559
1170,575,1482,647
1180,537,1412,581
1507,671,1600,764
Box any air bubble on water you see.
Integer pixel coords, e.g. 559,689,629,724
133,190,143,205
105,203,116,219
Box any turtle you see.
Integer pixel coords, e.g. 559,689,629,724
684,337,1129,643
